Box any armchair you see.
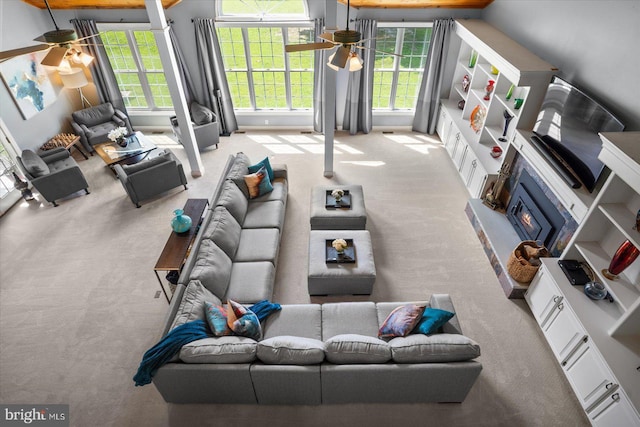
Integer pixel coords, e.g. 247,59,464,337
16,148,90,207
113,149,188,208
170,116,219,151
71,102,133,154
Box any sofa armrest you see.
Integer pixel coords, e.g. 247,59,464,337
114,109,133,132
429,294,463,335
272,164,287,180
112,114,125,127
80,123,92,136
40,147,70,164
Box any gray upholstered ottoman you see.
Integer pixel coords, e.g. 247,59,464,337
310,185,366,230
308,230,376,295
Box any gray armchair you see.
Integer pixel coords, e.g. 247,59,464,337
170,115,219,151
71,102,133,154
16,147,90,207
114,149,188,208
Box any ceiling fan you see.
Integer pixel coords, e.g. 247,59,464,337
0,0,97,66
284,0,401,70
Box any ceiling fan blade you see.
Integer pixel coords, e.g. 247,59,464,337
76,33,102,43
319,32,336,43
330,45,351,68
40,46,69,67
356,45,404,57
285,42,335,53
33,35,48,42
0,44,50,61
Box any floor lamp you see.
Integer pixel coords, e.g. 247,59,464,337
59,68,92,108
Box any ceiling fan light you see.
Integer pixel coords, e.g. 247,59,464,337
57,59,72,73
348,53,363,72
75,51,94,66
327,52,340,71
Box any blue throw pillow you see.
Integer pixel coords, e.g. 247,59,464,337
378,304,426,339
204,301,232,336
412,308,455,335
248,157,274,182
243,166,273,199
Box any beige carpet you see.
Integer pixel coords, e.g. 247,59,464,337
0,129,589,426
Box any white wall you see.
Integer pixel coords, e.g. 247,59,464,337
482,0,640,131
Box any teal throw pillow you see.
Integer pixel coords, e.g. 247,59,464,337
227,300,262,341
378,304,426,339
204,301,231,336
243,166,273,199
248,156,274,181
412,308,455,335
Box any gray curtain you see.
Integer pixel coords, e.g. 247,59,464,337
412,18,456,134
71,19,127,114
313,18,325,133
342,19,377,135
193,18,238,136
168,22,196,106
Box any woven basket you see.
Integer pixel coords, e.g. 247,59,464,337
507,240,549,283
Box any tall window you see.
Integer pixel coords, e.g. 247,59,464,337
373,25,433,110
97,24,172,110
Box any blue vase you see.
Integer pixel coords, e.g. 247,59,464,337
171,209,192,233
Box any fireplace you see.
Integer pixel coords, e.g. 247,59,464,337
506,169,565,249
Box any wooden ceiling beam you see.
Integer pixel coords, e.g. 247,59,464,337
21,0,182,9
338,0,493,8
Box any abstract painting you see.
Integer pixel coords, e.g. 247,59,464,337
0,51,57,120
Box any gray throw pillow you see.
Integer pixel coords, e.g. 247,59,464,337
21,150,49,177
190,102,215,125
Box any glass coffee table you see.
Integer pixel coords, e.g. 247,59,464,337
94,131,158,173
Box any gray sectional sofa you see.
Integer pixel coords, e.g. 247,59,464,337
152,153,482,404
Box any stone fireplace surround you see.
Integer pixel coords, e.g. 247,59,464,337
465,150,579,299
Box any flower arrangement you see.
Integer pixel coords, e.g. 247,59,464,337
108,127,128,144
331,189,344,201
332,238,348,253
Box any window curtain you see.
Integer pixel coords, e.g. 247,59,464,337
412,18,456,134
193,18,238,136
71,19,127,114
342,19,377,135
168,22,196,106
313,18,325,133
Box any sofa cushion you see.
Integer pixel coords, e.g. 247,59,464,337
413,308,455,335
21,150,49,177
235,228,280,264
170,280,222,331
179,336,257,364
188,239,232,298
389,333,481,363
72,103,115,127
248,156,275,181
257,336,325,365
227,300,262,341
227,153,252,199
378,304,426,339
262,304,323,340
225,261,275,304
243,200,285,230
190,101,214,125
216,180,249,225
324,334,392,364
243,166,273,199
202,206,241,259
204,301,232,336
121,151,171,175
322,302,379,340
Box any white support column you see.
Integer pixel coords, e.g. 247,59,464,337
145,0,204,177
323,0,337,178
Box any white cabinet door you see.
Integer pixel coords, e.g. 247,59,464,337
564,340,618,412
445,129,460,157
436,106,451,143
590,389,640,427
453,138,468,170
467,157,488,198
543,299,587,365
525,268,562,327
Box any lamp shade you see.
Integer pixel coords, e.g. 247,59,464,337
59,68,88,89
348,53,363,72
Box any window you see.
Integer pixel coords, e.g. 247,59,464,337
98,24,171,110
216,0,313,111
373,25,433,110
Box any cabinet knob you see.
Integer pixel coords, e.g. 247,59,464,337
606,382,614,389
553,296,560,303
557,302,564,310
611,393,620,402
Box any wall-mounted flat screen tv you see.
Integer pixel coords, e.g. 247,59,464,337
532,76,624,193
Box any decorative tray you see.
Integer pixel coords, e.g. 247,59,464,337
325,190,351,208
325,239,356,263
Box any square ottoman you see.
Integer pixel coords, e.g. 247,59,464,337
310,185,366,230
308,230,376,295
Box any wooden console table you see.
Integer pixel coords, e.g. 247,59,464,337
153,198,208,303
